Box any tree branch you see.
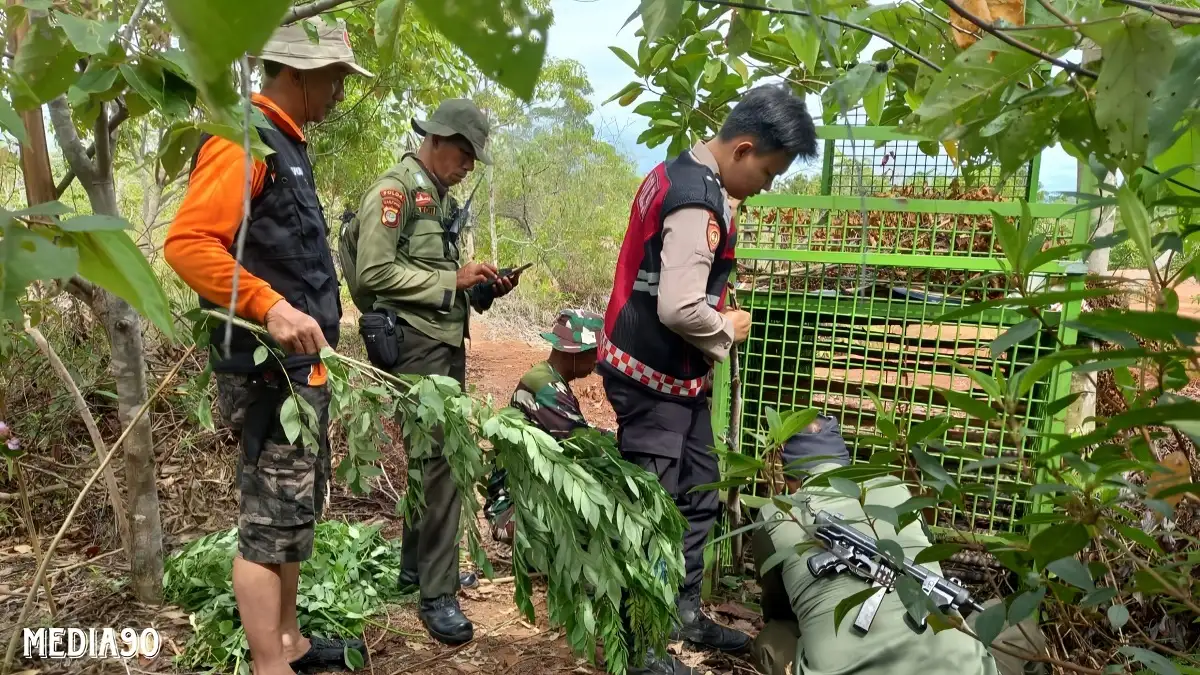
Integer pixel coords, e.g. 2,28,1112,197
697,0,944,72
46,97,97,185
0,343,196,675
94,102,112,184
1111,0,1200,17
24,323,132,556
119,0,151,45
281,0,362,24
938,0,1099,78
55,100,128,198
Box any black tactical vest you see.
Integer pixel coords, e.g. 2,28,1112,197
191,120,342,374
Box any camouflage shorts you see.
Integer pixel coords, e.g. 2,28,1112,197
216,372,332,565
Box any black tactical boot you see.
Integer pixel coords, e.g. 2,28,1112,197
671,589,751,654
397,569,479,594
418,595,474,645
627,649,698,675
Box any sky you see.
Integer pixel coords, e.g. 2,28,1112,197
544,0,1080,193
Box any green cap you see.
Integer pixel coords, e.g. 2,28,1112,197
541,309,604,353
412,99,493,165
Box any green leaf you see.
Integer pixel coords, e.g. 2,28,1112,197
862,505,899,531
610,46,642,75
70,230,176,339
344,643,365,670
1119,647,1181,675
0,223,79,322
58,215,130,232
253,345,269,366
374,0,408,73
12,17,84,110
828,477,861,500
973,600,1007,647
916,37,1041,129
53,11,118,55
784,17,820,71
933,288,1118,323
1080,587,1118,607
911,446,957,491
906,415,951,445
163,0,291,111
158,124,205,183
863,80,885,126
412,0,551,102
0,96,28,144
990,319,1039,358
937,388,998,422
765,406,784,444
759,547,798,574
1107,603,1129,630
1114,523,1163,555
1008,586,1046,625
1117,185,1156,274
961,456,1018,473
604,81,643,105
727,10,752,57
1031,523,1089,568
833,587,882,634
638,0,684,42
1046,556,1095,591
830,63,883,116
1093,14,1176,164
914,543,963,564
779,409,820,443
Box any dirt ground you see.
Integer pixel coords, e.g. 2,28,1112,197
0,317,759,675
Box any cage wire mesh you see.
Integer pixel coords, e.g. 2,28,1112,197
709,113,1087,568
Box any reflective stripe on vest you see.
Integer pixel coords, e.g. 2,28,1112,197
598,333,712,398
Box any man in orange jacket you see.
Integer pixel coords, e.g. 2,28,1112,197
165,20,370,675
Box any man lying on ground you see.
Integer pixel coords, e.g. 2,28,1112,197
750,415,1048,675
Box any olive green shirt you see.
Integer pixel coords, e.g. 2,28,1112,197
341,154,468,346
752,463,998,675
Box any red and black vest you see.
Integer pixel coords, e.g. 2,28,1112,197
599,151,736,399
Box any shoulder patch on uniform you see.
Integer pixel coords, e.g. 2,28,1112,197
380,188,405,228
706,215,721,253
414,191,434,208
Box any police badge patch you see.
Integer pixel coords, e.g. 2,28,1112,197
380,188,404,228
706,215,721,253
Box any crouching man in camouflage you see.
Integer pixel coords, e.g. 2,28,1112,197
750,416,1048,675
484,309,614,543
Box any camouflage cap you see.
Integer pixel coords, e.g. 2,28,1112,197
541,309,604,353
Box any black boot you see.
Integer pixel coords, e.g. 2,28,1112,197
671,589,751,654
398,569,479,594
627,649,698,675
418,595,474,645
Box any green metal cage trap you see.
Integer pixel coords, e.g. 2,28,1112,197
709,123,1092,541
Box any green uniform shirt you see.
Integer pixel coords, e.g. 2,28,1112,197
752,463,999,675
341,154,468,346
510,361,601,440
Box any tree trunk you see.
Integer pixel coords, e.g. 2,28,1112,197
47,98,164,604
488,164,499,268
6,1,55,207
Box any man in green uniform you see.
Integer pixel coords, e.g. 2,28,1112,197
750,417,1046,675
339,99,520,646
484,309,612,544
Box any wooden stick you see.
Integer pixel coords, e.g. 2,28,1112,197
24,324,132,555
0,482,69,501
13,465,56,618
726,282,745,568
1,344,194,675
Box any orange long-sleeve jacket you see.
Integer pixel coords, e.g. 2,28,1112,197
164,94,303,325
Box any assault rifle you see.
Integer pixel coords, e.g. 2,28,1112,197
806,510,984,635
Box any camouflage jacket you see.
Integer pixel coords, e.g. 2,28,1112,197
511,361,607,440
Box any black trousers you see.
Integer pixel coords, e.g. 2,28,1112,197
603,372,721,593
389,322,466,600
